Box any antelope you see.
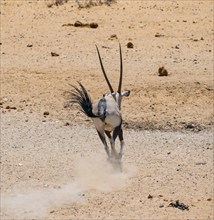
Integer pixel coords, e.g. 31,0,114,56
68,44,130,161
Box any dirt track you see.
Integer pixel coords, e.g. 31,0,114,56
1,1,213,219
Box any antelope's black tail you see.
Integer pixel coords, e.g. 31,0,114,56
69,82,97,118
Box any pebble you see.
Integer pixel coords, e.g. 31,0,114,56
43,111,50,116
51,52,59,57
158,67,168,76
148,194,153,199
109,34,118,40
155,33,164,37
5,106,17,110
127,42,134,48
90,22,98,28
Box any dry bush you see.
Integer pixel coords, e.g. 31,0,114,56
75,0,116,8
46,0,115,8
46,0,68,7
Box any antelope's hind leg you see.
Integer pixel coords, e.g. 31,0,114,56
118,128,125,159
112,125,125,160
96,130,110,158
112,125,124,160
105,129,122,172
104,130,117,159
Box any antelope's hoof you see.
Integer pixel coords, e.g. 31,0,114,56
107,155,115,163
111,158,122,172
107,156,111,162
114,152,122,160
109,154,122,163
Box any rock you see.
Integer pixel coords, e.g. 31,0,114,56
64,122,70,126
148,194,153,199
155,33,165,37
5,106,17,110
51,52,59,57
90,22,98,28
27,44,33,47
109,34,118,40
43,111,50,116
10,106,17,110
71,21,98,28
158,66,168,76
185,122,196,129
127,42,134,48
74,20,83,27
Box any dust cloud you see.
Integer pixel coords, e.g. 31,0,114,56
1,153,136,219
1,184,82,219
74,153,136,191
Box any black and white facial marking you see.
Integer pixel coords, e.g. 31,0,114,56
116,90,131,109
103,90,130,110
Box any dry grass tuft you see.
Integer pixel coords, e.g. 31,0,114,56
46,0,68,7
75,0,116,8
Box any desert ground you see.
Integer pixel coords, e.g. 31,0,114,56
0,0,213,219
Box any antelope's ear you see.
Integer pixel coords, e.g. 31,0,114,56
122,90,130,97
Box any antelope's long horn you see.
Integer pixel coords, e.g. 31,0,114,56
118,43,123,93
95,45,114,94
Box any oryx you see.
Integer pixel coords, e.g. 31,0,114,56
68,44,130,161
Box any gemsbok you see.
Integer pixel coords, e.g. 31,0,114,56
68,44,130,162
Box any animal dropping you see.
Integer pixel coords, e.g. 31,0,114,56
68,44,130,164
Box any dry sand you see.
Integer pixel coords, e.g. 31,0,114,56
0,0,213,219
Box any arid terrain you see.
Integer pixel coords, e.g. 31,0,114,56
0,0,213,219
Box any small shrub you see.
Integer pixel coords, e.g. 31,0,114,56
75,0,116,8
47,0,68,7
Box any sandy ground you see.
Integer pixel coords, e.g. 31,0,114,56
0,0,214,219
0,112,213,219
